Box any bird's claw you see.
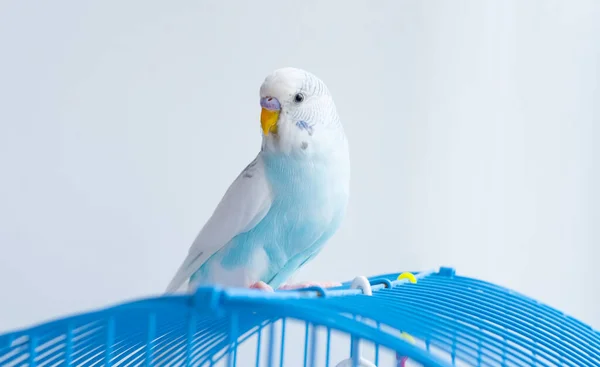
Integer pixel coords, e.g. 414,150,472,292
249,281,341,292
249,281,274,292
278,281,341,290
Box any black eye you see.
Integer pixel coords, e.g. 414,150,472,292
294,93,304,103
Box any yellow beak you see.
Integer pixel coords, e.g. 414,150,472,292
261,108,279,136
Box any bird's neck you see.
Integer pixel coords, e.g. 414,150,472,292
260,149,350,196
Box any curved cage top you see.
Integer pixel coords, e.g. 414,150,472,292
1,267,598,367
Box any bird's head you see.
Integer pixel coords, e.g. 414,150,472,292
258,67,346,157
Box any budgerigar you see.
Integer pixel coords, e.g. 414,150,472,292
165,67,350,293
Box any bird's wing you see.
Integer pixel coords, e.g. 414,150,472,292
165,154,273,293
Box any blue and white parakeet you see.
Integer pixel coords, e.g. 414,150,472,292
166,67,350,293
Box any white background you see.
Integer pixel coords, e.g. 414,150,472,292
1,0,598,337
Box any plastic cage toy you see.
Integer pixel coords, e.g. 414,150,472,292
1,267,599,367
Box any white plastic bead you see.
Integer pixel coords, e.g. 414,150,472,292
350,276,373,296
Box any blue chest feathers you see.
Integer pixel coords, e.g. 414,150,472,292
193,154,349,288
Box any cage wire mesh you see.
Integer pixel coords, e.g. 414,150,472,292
1,267,599,367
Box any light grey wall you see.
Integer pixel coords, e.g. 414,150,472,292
0,0,597,336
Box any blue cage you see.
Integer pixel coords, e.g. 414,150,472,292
1,267,599,367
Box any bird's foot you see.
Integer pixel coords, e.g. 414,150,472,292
249,280,341,292
278,281,342,290
249,281,274,292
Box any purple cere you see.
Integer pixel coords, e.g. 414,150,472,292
260,97,281,111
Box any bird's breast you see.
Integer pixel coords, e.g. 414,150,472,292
261,154,349,233
264,155,348,201
201,154,349,288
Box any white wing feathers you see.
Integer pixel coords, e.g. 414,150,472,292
165,155,273,293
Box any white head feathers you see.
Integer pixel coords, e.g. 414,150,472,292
258,67,346,157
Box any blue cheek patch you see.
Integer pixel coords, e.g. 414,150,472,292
296,120,314,136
